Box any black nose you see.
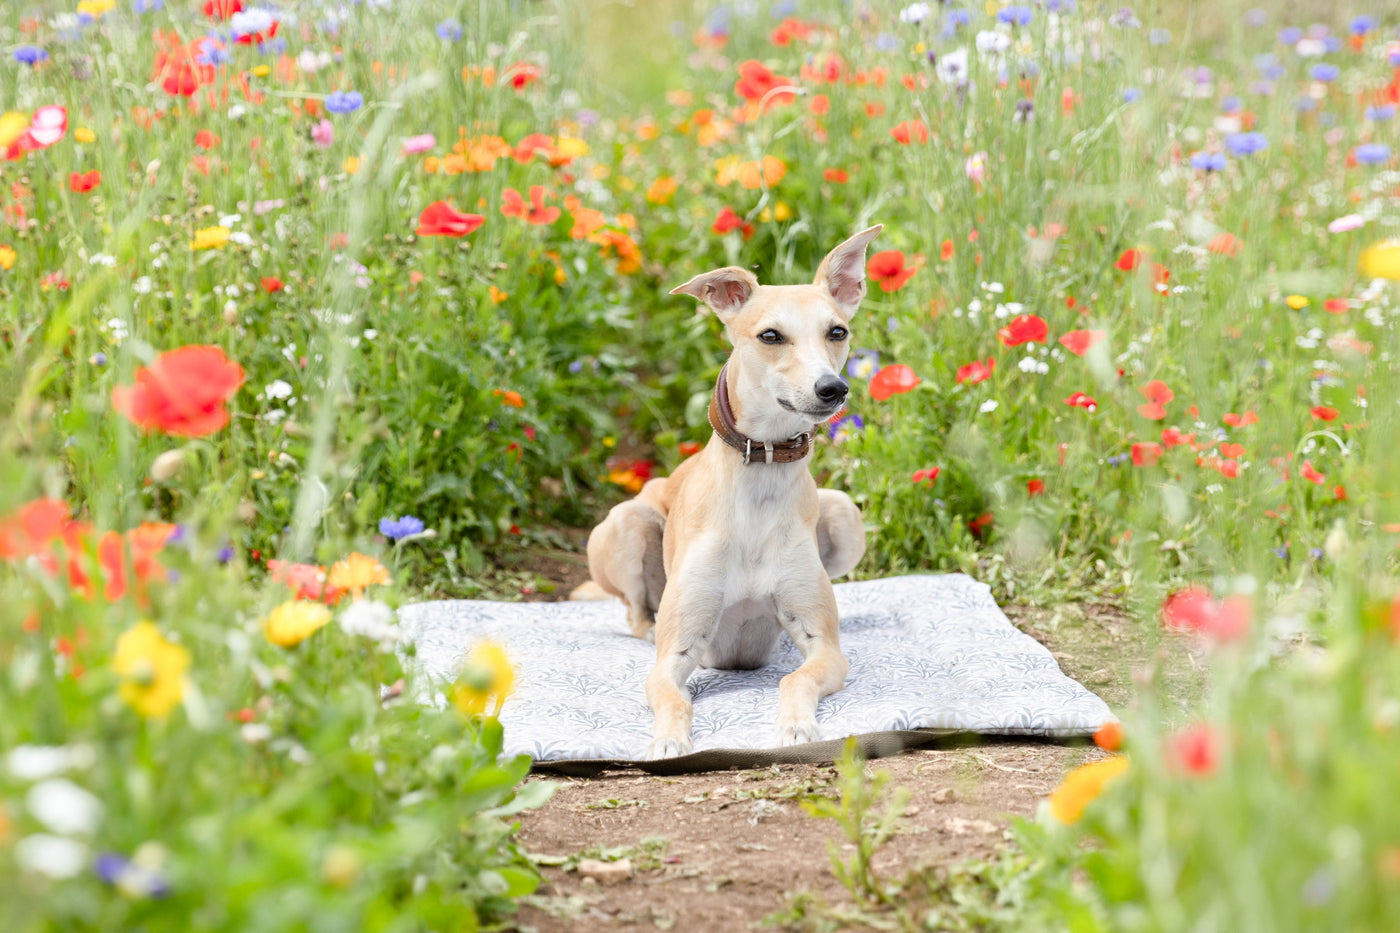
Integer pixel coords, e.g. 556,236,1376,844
814,375,849,404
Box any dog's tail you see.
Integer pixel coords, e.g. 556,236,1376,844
568,580,613,602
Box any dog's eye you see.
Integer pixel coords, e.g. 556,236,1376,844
828,326,849,341
758,329,784,345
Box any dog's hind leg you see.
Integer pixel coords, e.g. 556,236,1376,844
586,499,667,641
816,489,866,580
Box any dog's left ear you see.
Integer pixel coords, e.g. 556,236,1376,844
813,224,883,317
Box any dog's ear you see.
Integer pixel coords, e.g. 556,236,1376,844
669,267,760,319
813,224,883,316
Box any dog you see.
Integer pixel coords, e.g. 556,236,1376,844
585,225,881,759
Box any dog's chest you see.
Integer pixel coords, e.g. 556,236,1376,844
718,467,810,594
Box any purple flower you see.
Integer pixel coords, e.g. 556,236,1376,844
94,853,170,899
828,414,864,441
216,544,235,564
846,349,880,380
1355,143,1390,165
379,515,426,540
436,20,462,41
90,352,107,366
14,46,48,66
1046,0,1075,11
325,90,363,115
1220,95,1242,113
1309,63,1339,82
1190,151,1227,172
996,6,1033,26
1350,15,1377,35
1225,132,1268,156
1122,87,1142,103
1365,104,1396,121
1278,27,1302,45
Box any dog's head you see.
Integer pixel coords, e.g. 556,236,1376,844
671,225,882,440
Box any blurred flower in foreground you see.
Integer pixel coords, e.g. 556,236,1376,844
111,345,245,437
1168,724,1222,777
1359,239,1400,279
1048,756,1129,823
416,200,484,237
379,515,425,540
450,641,516,717
264,600,332,648
326,552,390,597
95,847,170,899
113,622,189,718
1161,587,1251,642
869,363,921,401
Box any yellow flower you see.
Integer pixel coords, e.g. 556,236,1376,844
0,112,28,150
0,245,15,271
114,622,190,719
252,64,271,78
1285,294,1309,310
326,552,390,596
450,641,516,717
555,135,589,159
77,0,115,17
1360,239,1400,280
1048,756,1130,823
489,285,509,305
264,600,332,648
191,226,231,251
343,156,361,175
74,127,96,144
646,176,678,205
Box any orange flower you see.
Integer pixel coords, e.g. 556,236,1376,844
1048,757,1129,823
112,345,245,437
646,176,678,204
327,552,390,596
567,204,606,240
592,230,642,274
268,559,345,604
501,186,560,225
867,250,916,292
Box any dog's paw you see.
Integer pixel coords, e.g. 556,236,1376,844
646,736,693,760
776,718,820,748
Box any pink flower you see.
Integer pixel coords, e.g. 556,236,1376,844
311,119,334,149
402,133,436,155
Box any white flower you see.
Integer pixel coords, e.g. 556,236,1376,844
106,318,129,341
16,835,89,879
27,778,104,835
898,3,931,24
241,723,273,744
5,744,96,781
1328,214,1365,233
975,29,1011,56
133,275,152,295
265,379,294,400
1294,38,1327,58
218,213,243,228
89,253,116,267
339,599,399,647
979,399,999,413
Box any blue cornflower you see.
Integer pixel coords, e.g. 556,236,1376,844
1220,95,1242,113
996,6,1033,26
325,90,364,114
1224,131,1268,156
134,0,163,11
873,32,901,52
436,20,462,41
1389,46,1400,67
1350,15,1377,35
1294,98,1318,113
1122,87,1142,103
945,9,971,28
379,515,426,540
846,349,881,380
1309,547,1324,561
1278,27,1302,45
1323,36,1342,53
770,0,798,17
568,359,585,374
95,853,170,899
14,46,48,65
90,352,107,366
196,44,230,67
1190,151,1228,171
1273,546,1288,559
1355,143,1390,165
1365,104,1396,121
1309,63,1339,82
216,544,235,564
1046,0,1075,12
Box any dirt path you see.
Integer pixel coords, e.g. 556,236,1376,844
504,587,1181,932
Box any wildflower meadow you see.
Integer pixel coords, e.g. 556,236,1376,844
3,0,1400,929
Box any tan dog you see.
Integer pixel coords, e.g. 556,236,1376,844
586,226,880,758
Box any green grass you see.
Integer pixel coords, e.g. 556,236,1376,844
2,0,1400,929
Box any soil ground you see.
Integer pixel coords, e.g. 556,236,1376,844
495,545,1197,932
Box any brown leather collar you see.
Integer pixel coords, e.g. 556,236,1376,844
706,362,816,465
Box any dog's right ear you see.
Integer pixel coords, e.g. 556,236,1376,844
669,267,760,319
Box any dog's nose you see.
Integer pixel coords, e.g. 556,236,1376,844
814,375,849,405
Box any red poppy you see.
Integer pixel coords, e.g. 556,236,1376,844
889,120,930,144
1222,410,1258,427
1027,479,1045,497
822,167,848,183
712,206,754,239
955,358,995,385
268,559,345,604
678,441,702,458
1115,249,1141,271
203,0,243,17
111,345,245,437
0,498,70,560
501,186,561,225
504,62,542,90
1058,329,1105,356
1136,380,1174,420
770,17,816,46
194,129,219,149
734,60,795,106
968,512,994,538
1168,724,1222,777
234,16,277,44
911,467,940,484
1310,406,1339,421
1207,232,1241,256
416,201,485,237
69,170,100,193
1300,460,1326,485
997,314,1048,347
940,239,954,261
1131,442,1164,466
869,364,921,401
260,276,284,293
1161,426,1195,447
1063,391,1097,411
1323,298,1349,314
867,251,917,292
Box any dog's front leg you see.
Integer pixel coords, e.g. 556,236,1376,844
774,576,848,747
644,565,722,759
